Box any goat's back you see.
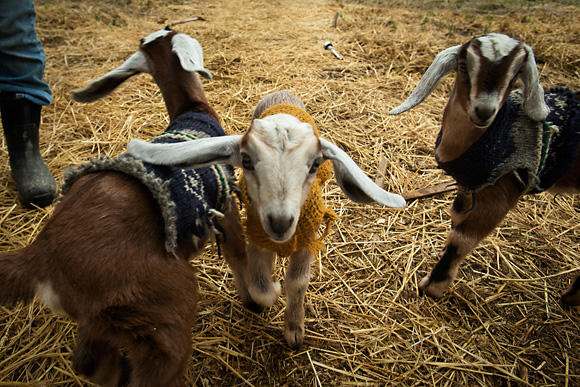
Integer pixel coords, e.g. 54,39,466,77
0,171,199,326
251,90,305,121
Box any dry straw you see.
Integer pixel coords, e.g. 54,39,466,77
1,0,579,386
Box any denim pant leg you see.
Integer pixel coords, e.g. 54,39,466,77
0,0,52,106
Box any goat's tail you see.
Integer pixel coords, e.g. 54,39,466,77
0,249,36,305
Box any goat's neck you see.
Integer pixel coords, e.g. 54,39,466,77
435,94,486,163
151,67,219,123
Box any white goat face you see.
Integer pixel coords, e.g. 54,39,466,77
241,114,323,242
460,34,528,128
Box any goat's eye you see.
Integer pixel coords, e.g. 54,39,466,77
241,153,254,171
458,63,468,74
309,158,323,174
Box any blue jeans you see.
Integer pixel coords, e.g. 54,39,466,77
0,0,52,106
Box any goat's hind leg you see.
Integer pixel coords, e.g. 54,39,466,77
284,246,312,350
420,176,521,298
73,325,130,387
125,325,192,387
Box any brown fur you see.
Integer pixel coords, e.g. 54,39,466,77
0,29,248,386
0,172,201,386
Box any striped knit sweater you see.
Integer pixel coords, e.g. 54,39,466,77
435,88,580,194
63,112,236,253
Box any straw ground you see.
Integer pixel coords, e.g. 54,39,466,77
1,0,579,385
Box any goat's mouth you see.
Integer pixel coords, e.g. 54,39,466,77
268,232,294,243
265,228,296,243
471,118,492,130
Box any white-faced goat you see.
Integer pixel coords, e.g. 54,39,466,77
128,90,407,349
0,28,250,387
390,33,580,304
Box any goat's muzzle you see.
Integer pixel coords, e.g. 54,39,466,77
265,213,296,242
470,104,499,129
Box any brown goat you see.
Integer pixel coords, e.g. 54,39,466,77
390,33,580,304
0,28,248,386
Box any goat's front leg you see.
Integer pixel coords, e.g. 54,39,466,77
420,175,521,298
245,242,281,310
284,247,312,349
562,275,580,306
218,200,257,310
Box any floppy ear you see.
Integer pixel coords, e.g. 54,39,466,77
71,51,150,103
320,138,406,208
171,34,213,80
520,44,549,121
389,44,461,115
127,135,242,169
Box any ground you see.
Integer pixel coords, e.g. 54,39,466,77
1,0,579,386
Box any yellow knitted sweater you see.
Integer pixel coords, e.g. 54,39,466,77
239,104,337,257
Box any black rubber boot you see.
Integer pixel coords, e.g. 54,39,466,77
1,95,58,208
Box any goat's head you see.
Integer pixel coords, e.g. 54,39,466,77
389,33,549,126
71,27,212,103
239,114,322,241
127,114,406,242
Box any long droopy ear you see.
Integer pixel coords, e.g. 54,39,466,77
520,44,549,121
127,135,242,169
389,45,461,115
320,138,406,208
171,34,213,80
71,51,150,103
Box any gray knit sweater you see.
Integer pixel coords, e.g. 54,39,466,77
435,88,580,194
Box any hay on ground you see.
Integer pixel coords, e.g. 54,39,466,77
1,0,579,386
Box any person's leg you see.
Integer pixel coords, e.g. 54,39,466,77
0,0,57,207
0,94,57,207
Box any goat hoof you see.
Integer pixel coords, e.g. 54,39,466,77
418,276,449,299
248,280,281,308
561,288,580,306
243,300,264,314
284,322,304,350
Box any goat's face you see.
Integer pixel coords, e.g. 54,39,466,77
457,34,529,128
240,114,323,242
390,33,548,122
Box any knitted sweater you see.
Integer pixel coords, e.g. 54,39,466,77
63,112,236,253
435,88,580,194
239,104,337,257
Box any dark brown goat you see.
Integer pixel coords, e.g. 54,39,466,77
0,28,248,386
390,33,580,305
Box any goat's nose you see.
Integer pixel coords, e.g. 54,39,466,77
474,105,496,124
268,214,295,238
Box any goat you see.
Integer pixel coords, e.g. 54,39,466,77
127,90,407,349
389,33,580,305
0,28,250,386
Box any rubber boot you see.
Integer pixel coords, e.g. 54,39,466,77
1,96,57,208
